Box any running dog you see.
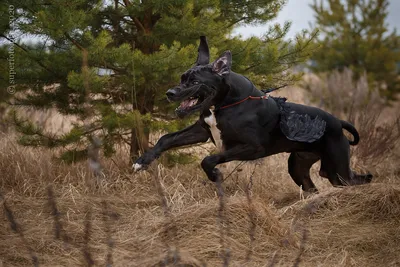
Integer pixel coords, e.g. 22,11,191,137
133,36,372,192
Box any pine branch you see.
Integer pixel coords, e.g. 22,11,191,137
12,111,102,149
278,29,319,62
226,16,250,28
64,33,85,51
122,0,147,33
0,34,61,78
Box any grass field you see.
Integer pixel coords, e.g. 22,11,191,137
1,129,400,266
1,83,400,266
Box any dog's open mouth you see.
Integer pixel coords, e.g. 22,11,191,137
176,95,205,116
175,94,209,118
178,96,202,110
167,84,216,118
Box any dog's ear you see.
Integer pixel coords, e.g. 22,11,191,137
196,36,210,65
211,50,232,76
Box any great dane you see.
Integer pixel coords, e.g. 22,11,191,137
133,36,372,192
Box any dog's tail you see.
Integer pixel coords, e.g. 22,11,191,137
341,120,359,145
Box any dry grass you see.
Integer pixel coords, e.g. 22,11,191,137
301,69,384,118
1,71,400,266
1,127,400,267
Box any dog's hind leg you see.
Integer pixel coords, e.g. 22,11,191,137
288,152,320,192
320,135,373,186
320,135,353,186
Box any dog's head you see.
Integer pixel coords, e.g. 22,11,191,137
166,36,232,118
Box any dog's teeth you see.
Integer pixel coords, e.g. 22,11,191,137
191,99,198,106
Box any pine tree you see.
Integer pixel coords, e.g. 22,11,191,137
0,0,317,163
311,0,400,99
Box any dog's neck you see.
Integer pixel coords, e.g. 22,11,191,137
214,71,262,110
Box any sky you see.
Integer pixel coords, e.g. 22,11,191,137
234,0,400,39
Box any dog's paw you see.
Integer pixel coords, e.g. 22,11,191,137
132,157,150,172
365,173,373,183
132,153,156,172
132,162,147,172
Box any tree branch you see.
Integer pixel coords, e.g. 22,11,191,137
278,30,319,61
64,33,85,51
122,0,146,33
226,16,249,28
0,34,61,78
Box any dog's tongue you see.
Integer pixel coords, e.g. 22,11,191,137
180,98,198,109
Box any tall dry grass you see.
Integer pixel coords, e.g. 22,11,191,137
1,70,400,266
301,69,384,118
301,69,400,172
1,124,400,266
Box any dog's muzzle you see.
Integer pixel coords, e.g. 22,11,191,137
166,88,178,101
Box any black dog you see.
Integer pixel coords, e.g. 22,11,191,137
133,36,372,192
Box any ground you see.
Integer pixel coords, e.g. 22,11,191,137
1,84,400,267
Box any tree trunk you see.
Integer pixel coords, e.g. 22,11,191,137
129,92,154,163
128,7,159,163
129,129,149,163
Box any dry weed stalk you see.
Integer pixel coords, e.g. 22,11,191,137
48,181,121,266
244,163,257,263
292,229,307,267
101,200,115,267
222,161,245,182
46,185,70,243
0,192,39,267
81,45,104,181
46,186,82,251
83,206,95,266
152,165,180,266
215,177,231,267
88,135,104,180
153,165,171,218
266,251,278,267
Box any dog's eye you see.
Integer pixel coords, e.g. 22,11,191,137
193,80,199,85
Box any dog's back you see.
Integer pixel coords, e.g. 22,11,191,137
284,102,342,130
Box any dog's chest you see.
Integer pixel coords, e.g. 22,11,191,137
204,109,224,152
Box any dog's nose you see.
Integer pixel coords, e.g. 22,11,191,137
166,88,177,98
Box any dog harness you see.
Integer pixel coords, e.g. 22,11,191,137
220,95,269,110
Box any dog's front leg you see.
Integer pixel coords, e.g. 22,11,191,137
201,144,265,182
133,120,210,171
